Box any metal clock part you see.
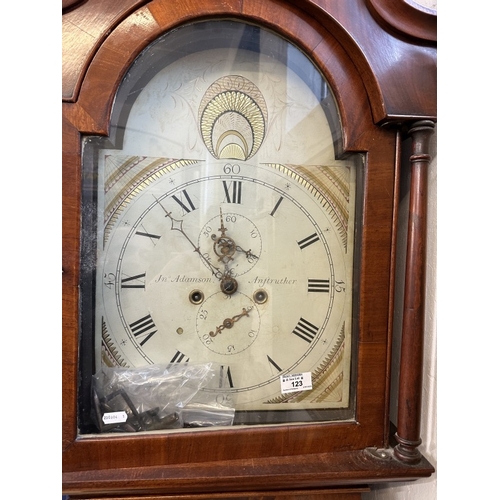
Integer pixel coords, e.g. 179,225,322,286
200,211,262,280
198,293,259,355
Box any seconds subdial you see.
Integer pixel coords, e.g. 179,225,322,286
198,212,262,280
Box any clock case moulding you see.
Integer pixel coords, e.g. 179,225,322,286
62,0,436,497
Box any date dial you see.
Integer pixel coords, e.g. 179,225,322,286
196,292,261,356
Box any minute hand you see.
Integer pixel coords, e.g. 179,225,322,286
157,199,223,279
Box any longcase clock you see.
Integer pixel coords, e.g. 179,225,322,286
62,0,437,498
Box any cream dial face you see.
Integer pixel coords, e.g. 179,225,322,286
97,159,354,410
86,20,359,419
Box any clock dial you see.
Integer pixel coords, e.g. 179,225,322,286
83,20,359,423
97,159,354,411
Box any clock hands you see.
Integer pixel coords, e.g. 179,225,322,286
156,198,224,281
212,208,258,264
208,208,259,295
156,200,242,295
196,289,260,355
209,306,253,338
212,232,239,294
157,200,259,296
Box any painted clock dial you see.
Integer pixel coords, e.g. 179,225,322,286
83,20,359,423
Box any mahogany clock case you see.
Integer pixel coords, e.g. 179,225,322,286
62,0,436,496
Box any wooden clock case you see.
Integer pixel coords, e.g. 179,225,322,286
62,0,437,498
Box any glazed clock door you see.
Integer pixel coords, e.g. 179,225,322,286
80,20,359,429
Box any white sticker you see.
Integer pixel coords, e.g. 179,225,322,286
102,411,128,424
280,372,312,394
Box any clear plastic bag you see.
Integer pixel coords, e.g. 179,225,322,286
180,366,237,427
91,363,234,432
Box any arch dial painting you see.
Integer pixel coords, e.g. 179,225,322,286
82,21,359,424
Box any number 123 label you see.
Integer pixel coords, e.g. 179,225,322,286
280,372,313,394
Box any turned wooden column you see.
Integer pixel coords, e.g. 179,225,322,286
394,120,435,464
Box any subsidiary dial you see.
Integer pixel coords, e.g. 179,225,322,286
198,212,262,279
196,291,261,356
